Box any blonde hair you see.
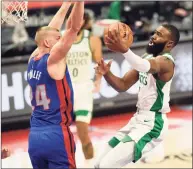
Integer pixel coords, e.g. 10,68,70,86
35,26,59,45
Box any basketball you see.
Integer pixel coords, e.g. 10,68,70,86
104,22,133,51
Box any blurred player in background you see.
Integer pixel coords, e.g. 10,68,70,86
27,2,84,168
94,24,180,168
64,9,103,163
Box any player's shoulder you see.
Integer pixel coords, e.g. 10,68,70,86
28,55,34,63
28,48,39,63
161,52,174,60
157,52,174,63
141,53,150,58
89,34,102,43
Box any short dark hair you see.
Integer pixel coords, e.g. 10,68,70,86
162,24,180,47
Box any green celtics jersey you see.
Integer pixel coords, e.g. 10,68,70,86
137,53,174,113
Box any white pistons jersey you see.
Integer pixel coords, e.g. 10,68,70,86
136,53,174,113
66,30,93,83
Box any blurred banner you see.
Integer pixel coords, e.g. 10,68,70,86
2,39,192,124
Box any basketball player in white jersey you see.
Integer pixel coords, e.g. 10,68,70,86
94,24,180,168
64,10,102,162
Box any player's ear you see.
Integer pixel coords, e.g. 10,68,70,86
166,40,174,48
44,39,50,48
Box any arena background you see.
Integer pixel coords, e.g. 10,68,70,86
1,1,192,168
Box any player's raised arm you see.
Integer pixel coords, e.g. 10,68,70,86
29,2,72,60
105,24,179,82
122,49,174,75
49,2,84,62
48,2,72,30
47,2,84,80
95,59,139,92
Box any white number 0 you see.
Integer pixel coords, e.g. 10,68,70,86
30,85,50,110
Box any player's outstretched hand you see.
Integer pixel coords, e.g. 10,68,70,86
94,58,113,76
104,24,130,53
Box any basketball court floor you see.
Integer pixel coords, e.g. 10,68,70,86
2,105,192,168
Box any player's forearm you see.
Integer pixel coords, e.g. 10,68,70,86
94,73,102,83
69,2,84,32
48,2,72,30
122,49,151,72
51,29,77,62
104,71,127,92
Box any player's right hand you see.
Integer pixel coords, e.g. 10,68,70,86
94,58,113,75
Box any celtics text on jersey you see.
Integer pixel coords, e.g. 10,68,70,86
137,53,174,113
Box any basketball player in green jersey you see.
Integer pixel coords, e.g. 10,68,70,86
94,24,180,168
64,11,102,163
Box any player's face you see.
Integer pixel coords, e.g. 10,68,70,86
45,30,61,48
146,26,172,56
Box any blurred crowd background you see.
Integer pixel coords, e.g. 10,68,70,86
1,1,192,126
1,2,192,168
1,1,192,58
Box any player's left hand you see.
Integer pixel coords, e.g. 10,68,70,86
94,58,113,76
104,27,129,53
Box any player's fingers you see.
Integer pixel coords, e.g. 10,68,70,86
125,26,133,42
105,35,115,44
94,67,102,74
110,28,119,43
99,58,105,70
107,59,113,67
123,27,129,42
101,58,104,65
101,58,106,68
94,66,99,72
98,59,102,66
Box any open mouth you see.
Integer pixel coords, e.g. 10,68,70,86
148,40,154,46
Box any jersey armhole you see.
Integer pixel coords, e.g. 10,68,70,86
88,31,93,53
46,54,67,80
141,53,149,59
161,53,175,63
28,56,34,63
45,54,55,80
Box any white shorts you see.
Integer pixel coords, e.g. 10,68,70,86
72,81,94,124
108,110,169,163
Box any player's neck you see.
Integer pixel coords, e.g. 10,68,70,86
37,47,50,57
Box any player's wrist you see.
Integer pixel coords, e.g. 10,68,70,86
121,48,130,54
104,70,111,76
122,48,131,56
